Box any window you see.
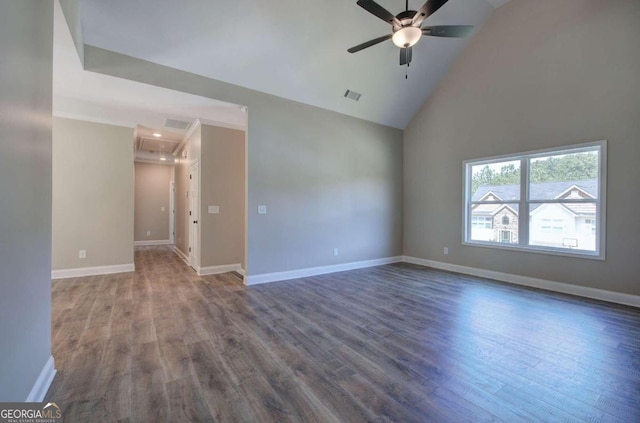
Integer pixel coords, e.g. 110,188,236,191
463,141,606,259
472,216,492,229
540,218,564,233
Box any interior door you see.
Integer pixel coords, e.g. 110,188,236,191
169,181,175,245
189,162,199,270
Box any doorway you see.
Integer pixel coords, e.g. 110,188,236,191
169,181,175,245
189,161,199,270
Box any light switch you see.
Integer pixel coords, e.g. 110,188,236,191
161,206,165,212
258,205,267,214
208,205,220,214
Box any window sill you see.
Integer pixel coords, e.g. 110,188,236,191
462,240,605,261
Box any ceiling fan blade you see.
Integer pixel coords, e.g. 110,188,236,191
422,25,474,38
412,0,449,26
347,34,392,53
356,0,402,27
399,47,412,66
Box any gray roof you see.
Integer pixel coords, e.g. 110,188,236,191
472,180,598,202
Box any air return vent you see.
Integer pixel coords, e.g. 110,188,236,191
164,118,191,130
344,89,362,101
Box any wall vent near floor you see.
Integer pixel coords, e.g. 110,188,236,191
344,89,362,101
164,118,191,130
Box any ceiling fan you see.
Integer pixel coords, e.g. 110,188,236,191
348,0,474,67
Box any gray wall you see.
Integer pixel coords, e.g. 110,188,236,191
84,47,404,276
0,0,53,401
404,0,640,296
134,162,173,242
200,125,245,268
52,117,134,270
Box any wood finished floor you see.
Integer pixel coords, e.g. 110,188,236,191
47,246,640,422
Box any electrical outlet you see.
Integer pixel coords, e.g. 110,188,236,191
258,205,267,214
79,250,86,259
333,248,339,257
161,206,165,212
443,247,449,255
147,230,151,236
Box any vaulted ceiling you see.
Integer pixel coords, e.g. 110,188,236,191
78,0,511,129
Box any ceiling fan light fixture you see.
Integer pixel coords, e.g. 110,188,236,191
392,26,422,48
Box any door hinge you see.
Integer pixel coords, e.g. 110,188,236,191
189,211,192,216
190,174,192,180
189,247,191,252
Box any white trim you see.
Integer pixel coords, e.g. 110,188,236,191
26,356,56,402
51,263,135,279
243,108,249,277
402,256,640,308
173,246,189,263
134,239,171,246
169,181,175,245
245,256,403,286
134,158,176,166
197,263,244,276
175,119,201,156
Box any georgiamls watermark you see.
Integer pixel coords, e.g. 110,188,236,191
0,402,62,423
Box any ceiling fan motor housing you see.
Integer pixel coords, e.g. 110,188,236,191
393,10,417,31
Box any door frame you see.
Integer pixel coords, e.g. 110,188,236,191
169,181,175,245
189,161,199,270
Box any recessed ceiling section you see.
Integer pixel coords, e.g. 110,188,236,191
134,125,186,164
53,0,247,159
139,137,179,153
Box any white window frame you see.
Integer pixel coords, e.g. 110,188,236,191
462,140,607,260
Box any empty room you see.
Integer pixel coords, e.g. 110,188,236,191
1,0,639,422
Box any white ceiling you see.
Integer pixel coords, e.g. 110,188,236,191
77,0,510,129
485,0,512,8
53,0,246,154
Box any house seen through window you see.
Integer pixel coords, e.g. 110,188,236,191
463,141,606,259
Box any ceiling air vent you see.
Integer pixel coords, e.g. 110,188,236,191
164,118,191,130
344,89,362,101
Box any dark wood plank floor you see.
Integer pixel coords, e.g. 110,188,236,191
46,246,640,422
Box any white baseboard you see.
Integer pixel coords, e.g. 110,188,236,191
51,263,135,280
173,246,189,264
26,356,56,402
403,256,640,308
197,263,244,276
245,256,403,286
134,240,170,246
